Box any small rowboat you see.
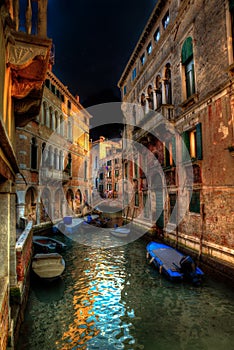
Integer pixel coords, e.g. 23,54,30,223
110,227,130,238
32,253,65,279
33,236,67,253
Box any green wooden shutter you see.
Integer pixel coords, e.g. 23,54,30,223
171,136,176,166
196,123,203,160
182,131,190,162
181,37,193,64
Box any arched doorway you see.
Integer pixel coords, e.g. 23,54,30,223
41,187,51,222
25,187,37,222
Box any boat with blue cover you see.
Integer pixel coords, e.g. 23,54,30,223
146,241,204,285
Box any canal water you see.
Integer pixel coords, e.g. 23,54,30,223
17,228,234,350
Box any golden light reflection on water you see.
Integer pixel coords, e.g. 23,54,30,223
56,249,129,349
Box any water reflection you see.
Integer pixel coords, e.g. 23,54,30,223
17,237,234,350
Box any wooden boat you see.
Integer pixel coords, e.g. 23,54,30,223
146,241,204,285
33,236,67,253
32,253,65,279
110,227,130,238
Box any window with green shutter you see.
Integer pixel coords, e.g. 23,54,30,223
189,190,200,213
182,123,202,162
181,37,196,99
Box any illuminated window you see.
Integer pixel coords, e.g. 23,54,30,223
147,42,152,55
154,28,160,42
162,10,170,29
140,53,146,65
182,123,202,162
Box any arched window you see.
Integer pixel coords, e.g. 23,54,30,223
42,142,47,166
164,63,172,104
155,75,162,108
147,85,153,110
181,37,195,99
30,137,38,169
54,111,58,131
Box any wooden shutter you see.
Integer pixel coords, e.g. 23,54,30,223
196,123,203,160
182,131,190,162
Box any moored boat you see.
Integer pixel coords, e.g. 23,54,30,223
146,241,204,285
32,253,65,279
110,227,130,238
33,235,67,253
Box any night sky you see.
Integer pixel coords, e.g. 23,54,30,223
47,0,157,138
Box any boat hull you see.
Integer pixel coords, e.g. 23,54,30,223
32,253,65,279
146,241,204,285
33,236,66,253
110,228,130,238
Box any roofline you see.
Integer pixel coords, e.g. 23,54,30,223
117,0,166,88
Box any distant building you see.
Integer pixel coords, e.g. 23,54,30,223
15,69,91,226
0,1,51,348
118,0,234,274
91,136,122,206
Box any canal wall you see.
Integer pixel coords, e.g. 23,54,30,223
7,222,34,349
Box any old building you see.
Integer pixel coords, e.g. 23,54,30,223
91,136,122,207
0,0,51,348
15,68,91,227
118,0,234,277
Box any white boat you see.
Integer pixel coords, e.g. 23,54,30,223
32,253,65,279
110,227,130,238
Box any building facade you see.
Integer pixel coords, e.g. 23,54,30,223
0,1,51,348
118,0,234,275
15,69,91,227
91,136,122,207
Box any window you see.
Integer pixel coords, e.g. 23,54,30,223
135,192,139,207
182,123,202,162
95,156,98,169
147,42,152,55
164,63,172,104
107,171,112,178
115,169,119,177
99,173,103,180
132,67,137,81
140,53,146,66
154,28,160,42
107,160,112,166
30,137,37,169
45,79,50,89
189,190,200,213
67,100,71,109
123,85,127,95
115,158,119,164
155,75,162,108
162,10,170,29
169,193,177,223
164,137,176,167
84,160,87,180
181,37,195,99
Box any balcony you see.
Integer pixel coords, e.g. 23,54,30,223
5,0,52,127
